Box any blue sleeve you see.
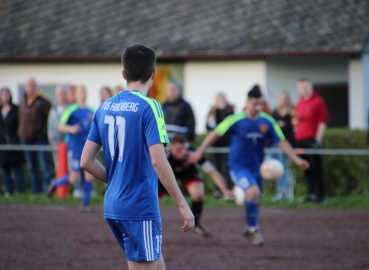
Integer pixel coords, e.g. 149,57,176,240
87,111,102,145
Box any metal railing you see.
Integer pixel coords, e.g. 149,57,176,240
1,144,369,156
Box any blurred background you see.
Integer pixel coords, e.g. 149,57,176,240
1,0,368,132
1,0,369,197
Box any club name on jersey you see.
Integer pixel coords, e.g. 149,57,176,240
102,102,139,112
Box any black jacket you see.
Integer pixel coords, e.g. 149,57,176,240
0,105,25,166
206,105,234,147
162,97,196,142
272,109,295,147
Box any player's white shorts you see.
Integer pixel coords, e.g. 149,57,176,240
106,219,162,262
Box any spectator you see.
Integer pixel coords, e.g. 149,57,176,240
0,87,25,196
48,85,69,166
206,92,234,197
269,91,295,201
162,82,196,142
67,85,76,104
294,77,328,203
113,85,124,96
100,86,112,103
18,79,52,193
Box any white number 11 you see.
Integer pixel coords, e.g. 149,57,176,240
104,115,126,162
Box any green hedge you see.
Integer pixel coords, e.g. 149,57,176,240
2,129,368,198
290,128,369,196
196,128,369,197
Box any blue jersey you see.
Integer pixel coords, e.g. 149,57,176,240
216,112,285,176
87,90,170,220
60,104,94,151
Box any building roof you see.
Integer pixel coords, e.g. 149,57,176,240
1,0,369,61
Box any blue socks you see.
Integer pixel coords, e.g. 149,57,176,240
82,181,93,206
55,174,70,187
245,200,259,230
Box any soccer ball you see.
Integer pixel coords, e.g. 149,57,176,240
233,185,245,206
260,158,284,181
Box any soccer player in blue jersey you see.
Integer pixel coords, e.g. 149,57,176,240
188,86,309,246
46,85,95,211
80,44,194,270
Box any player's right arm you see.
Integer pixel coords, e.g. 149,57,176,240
188,113,241,164
187,130,220,165
149,143,194,232
80,141,107,183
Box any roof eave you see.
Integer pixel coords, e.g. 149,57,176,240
0,50,361,63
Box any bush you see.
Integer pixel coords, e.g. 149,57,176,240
291,128,369,196
195,128,369,197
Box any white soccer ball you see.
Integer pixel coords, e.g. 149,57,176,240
233,185,245,206
260,158,284,181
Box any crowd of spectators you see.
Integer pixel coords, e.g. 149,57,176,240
0,77,328,203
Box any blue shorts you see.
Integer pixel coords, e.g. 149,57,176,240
67,148,82,172
229,168,263,192
106,219,162,262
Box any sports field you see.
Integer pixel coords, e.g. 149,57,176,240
1,205,368,270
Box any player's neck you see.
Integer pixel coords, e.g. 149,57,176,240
245,110,259,119
125,81,151,95
77,102,86,108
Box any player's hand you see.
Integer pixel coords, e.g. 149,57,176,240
295,157,309,170
222,189,235,200
179,204,195,232
186,151,202,165
70,124,81,134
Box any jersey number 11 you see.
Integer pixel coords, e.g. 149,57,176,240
104,115,126,162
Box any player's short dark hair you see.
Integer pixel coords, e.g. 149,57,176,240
121,44,156,84
170,134,187,144
247,84,263,99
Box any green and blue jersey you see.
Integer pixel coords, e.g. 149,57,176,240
87,90,169,220
216,112,285,175
60,104,94,151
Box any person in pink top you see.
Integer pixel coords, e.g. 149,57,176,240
293,77,328,203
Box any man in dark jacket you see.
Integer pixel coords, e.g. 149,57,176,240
162,82,196,142
18,78,52,193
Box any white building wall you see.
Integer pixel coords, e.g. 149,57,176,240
265,56,349,108
348,59,364,128
0,63,125,109
183,60,266,134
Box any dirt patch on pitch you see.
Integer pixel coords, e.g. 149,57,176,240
1,205,368,270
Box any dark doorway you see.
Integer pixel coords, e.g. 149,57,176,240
314,83,348,127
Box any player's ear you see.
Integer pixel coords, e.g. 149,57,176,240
151,69,157,80
122,70,127,80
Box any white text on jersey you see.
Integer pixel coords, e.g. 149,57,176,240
102,102,139,112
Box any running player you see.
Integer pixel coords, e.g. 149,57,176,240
80,44,194,270
188,87,309,246
46,85,95,212
159,135,234,237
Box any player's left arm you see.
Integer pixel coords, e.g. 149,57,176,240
187,130,220,164
201,162,234,198
80,140,107,183
278,140,309,170
267,114,309,170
